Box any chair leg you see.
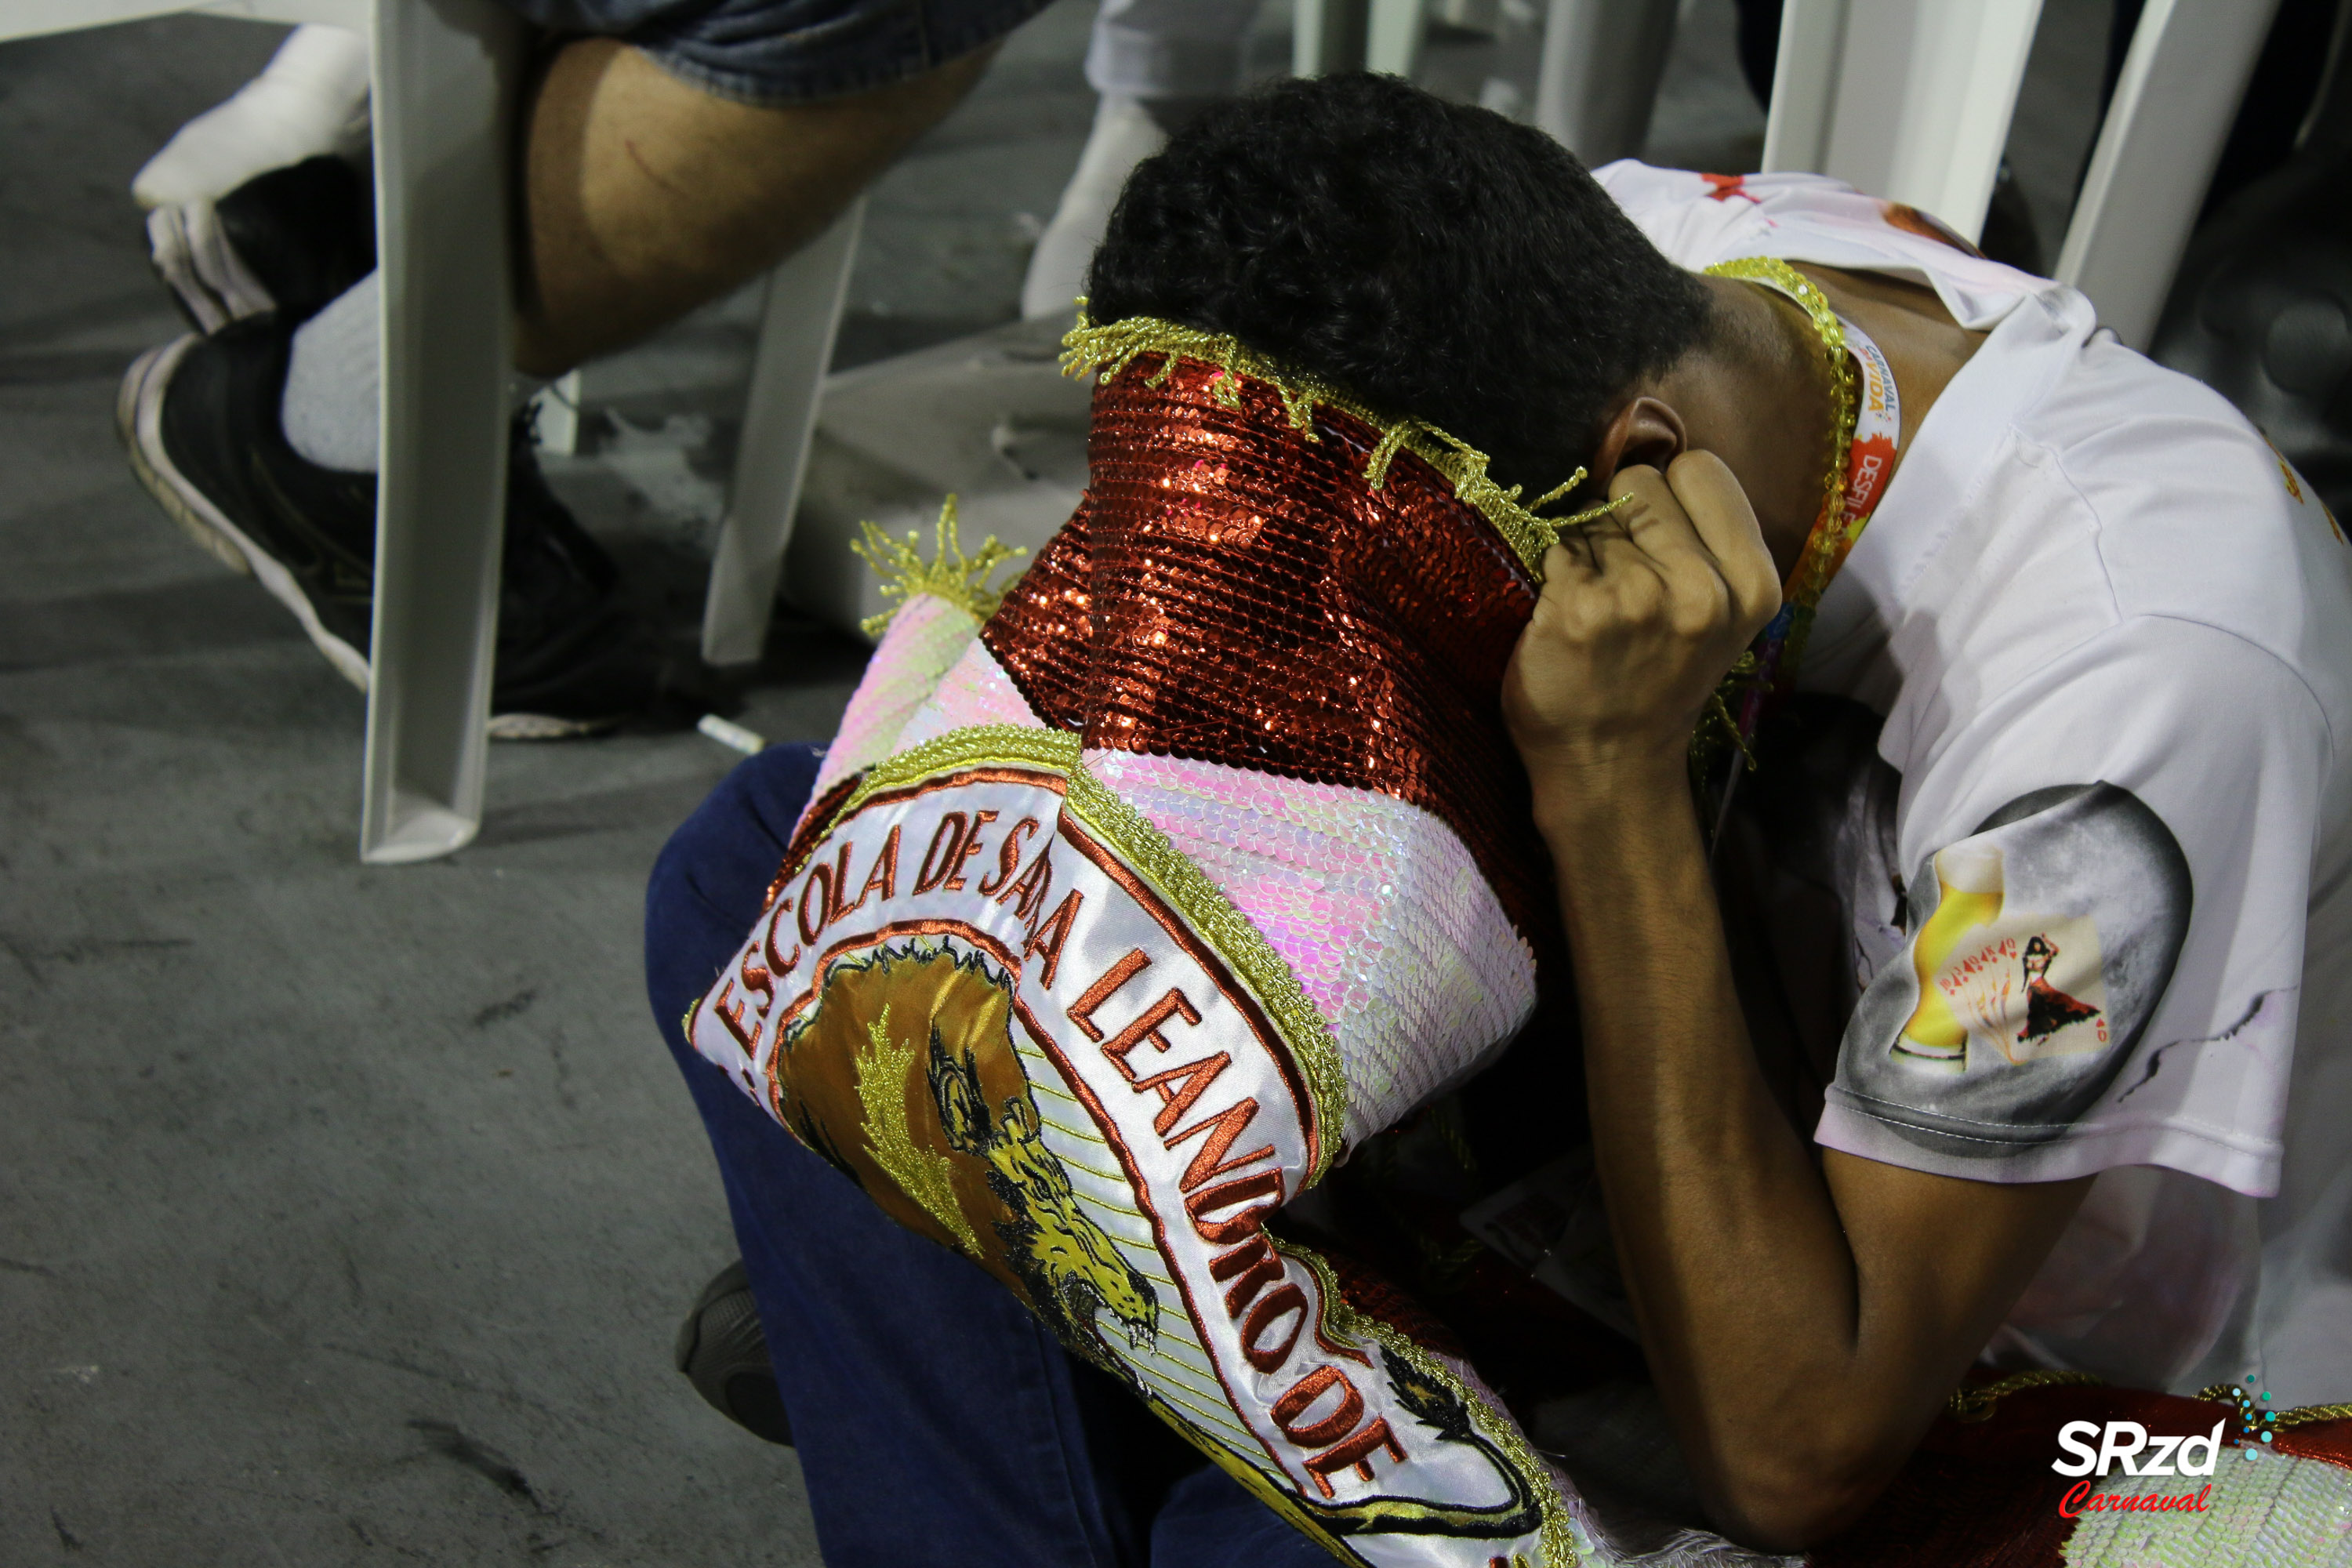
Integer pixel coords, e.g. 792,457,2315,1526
1367,0,1425,77
1763,0,2045,244
529,369,585,457
1759,0,1846,180
1294,0,1370,76
360,0,524,864
700,198,866,670
1533,0,1682,163
2055,0,2286,350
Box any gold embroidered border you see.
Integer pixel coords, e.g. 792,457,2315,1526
1290,1247,1581,1568
1947,1369,2103,1422
1061,310,1623,578
818,723,1350,1183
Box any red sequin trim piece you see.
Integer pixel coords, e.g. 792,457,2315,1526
982,355,1560,958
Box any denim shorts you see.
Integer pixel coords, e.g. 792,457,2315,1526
498,0,1056,105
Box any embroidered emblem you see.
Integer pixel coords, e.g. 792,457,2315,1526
855,1000,984,1257
690,726,1574,1567
927,1003,1161,1352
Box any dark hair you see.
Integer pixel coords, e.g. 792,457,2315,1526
1085,74,1714,492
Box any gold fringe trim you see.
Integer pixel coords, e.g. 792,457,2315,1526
1061,309,1627,577
1693,650,1762,776
851,495,1026,637
1955,1373,2352,1432
815,723,1349,1184
2196,1384,2352,1431
1948,1370,2103,1422
2278,1403,2352,1428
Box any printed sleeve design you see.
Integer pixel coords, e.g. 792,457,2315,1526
1829,782,2192,1158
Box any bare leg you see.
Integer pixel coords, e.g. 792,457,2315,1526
515,39,996,377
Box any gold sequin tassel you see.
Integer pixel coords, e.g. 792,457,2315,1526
851,495,1026,637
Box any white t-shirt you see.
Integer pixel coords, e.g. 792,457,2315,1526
1599,162,2352,1403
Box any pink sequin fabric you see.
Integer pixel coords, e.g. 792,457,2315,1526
892,635,1044,752
839,618,1541,1143
1083,746,1534,1145
808,593,987,816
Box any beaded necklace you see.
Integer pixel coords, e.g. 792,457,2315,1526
1692,257,1900,782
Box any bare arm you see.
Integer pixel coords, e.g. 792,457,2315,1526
1504,455,2089,1549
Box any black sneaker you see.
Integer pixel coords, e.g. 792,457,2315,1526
674,1261,793,1446
147,154,374,334
118,317,670,738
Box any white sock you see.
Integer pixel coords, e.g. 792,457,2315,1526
280,274,552,472
281,271,380,474
1020,96,1171,322
133,24,372,209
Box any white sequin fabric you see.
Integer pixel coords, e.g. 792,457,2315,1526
2066,1446,2352,1566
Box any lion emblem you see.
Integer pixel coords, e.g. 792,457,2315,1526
927,1024,1159,1352
774,942,1159,1359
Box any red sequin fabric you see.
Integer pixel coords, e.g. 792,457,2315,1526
983,354,1560,956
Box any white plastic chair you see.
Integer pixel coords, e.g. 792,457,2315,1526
1760,0,2284,350
1345,0,2281,350
1293,0,1369,75
1294,0,1431,78
2,0,858,863
1298,0,1684,167
1530,0,1679,163
1761,0,2048,245
701,199,863,670
2055,0,2288,349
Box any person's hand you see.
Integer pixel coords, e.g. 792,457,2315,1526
1503,452,1780,800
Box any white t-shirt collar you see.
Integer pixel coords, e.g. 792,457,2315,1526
1803,285,2100,693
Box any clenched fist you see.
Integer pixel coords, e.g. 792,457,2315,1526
1503,452,1781,797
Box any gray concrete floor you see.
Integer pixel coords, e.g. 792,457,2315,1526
0,4,2113,1564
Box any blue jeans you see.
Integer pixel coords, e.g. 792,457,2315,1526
502,0,1054,105
644,743,1334,1566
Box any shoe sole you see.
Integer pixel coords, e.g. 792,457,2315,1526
118,339,622,742
119,336,372,691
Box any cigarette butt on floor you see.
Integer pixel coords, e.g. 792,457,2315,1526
697,713,766,756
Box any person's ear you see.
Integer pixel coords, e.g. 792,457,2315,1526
1588,396,1688,486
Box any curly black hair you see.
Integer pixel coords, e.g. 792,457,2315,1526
1085,73,1715,492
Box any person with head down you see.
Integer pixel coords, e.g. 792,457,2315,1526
650,73,2352,1564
